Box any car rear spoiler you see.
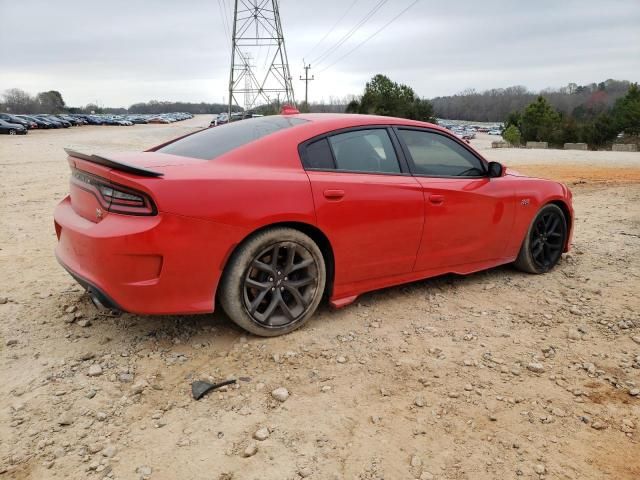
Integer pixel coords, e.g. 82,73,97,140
64,148,164,178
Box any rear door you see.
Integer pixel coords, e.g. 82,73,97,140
394,127,515,271
301,127,424,285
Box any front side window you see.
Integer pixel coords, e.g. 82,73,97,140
157,116,307,160
398,129,485,177
327,129,401,174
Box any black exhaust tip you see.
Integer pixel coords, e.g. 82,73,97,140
56,258,124,314
86,287,122,315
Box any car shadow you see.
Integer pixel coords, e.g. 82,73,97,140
56,257,570,349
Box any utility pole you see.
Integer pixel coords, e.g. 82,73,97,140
299,64,314,106
227,0,295,115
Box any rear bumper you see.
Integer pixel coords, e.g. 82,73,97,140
54,196,246,315
57,258,123,311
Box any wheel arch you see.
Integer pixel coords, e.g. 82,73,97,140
218,221,335,299
548,199,572,252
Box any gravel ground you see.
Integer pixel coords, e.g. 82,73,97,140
1,116,639,479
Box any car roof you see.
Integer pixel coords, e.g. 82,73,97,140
279,113,446,134
259,113,448,143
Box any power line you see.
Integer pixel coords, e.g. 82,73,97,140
311,0,386,67
217,0,231,48
310,0,388,67
318,0,420,74
303,0,359,61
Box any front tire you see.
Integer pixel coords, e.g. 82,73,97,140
219,228,326,337
514,204,567,274
9,129,16,135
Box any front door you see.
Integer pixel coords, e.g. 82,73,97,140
394,128,515,271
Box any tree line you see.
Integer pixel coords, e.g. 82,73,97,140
430,80,633,122
1,88,67,114
502,83,640,148
0,88,242,115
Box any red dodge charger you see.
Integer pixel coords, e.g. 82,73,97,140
54,113,573,336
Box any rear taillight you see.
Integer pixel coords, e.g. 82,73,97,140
71,169,157,216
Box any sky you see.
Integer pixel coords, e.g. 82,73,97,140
0,0,639,108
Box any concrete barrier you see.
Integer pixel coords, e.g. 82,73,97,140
526,141,548,149
612,143,638,152
564,143,588,151
491,141,511,149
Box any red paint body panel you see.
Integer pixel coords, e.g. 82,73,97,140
307,170,424,284
414,176,516,270
55,196,247,314
54,114,574,315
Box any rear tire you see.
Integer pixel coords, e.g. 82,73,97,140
514,204,567,274
9,129,16,135
219,228,326,337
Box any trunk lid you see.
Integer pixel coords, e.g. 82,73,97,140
66,151,200,222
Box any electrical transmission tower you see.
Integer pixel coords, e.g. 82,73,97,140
228,0,295,114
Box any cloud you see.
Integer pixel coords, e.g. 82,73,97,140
0,0,638,107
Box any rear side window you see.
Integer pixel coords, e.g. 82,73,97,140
398,129,485,176
157,116,307,160
327,129,401,174
303,138,334,169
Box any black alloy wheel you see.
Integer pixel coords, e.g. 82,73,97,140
514,204,568,274
243,242,318,327
530,210,565,269
219,227,326,337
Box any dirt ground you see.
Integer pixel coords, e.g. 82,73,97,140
1,116,639,480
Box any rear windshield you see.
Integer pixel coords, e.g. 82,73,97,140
157,116,307,160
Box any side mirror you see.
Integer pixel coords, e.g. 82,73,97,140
488,161,504,178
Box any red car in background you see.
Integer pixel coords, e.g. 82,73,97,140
54,113,573,336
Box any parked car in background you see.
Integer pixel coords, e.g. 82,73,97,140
127,116,149,124
57,114,83,126
36,115,66,128
210,111,263,127
0,113,33,129
78,115,105,125
14,116,38,129
0,111,192,132
212,112,229,126
50,115,73,127
148,116,171,124
18,115,53,129
0,119,28,135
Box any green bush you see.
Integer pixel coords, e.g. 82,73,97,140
502,125,521,146
520,96,562,144
612,83,640,136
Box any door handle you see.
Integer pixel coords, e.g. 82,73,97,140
323,189,345,200
429,194,445,205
